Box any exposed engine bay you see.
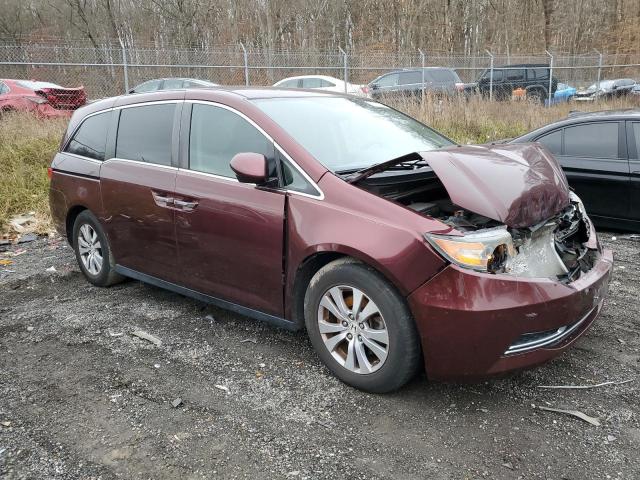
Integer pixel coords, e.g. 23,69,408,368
359,170,596,283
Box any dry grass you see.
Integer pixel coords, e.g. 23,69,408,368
389,95,640,144
0,112,68,235
0,97,639,233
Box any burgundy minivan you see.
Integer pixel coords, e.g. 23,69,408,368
49,88,613,392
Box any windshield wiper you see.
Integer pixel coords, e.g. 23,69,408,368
343,152,427,184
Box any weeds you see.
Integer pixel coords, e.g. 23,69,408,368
0,112,67,234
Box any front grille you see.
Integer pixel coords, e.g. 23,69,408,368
504,305,596,355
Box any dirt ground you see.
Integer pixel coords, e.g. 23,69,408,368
0,233,638,480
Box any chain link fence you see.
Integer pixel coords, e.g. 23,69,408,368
1,43,640,100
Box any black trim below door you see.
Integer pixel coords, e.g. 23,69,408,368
114,264,300,331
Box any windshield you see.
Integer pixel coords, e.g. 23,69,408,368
253,97,454,172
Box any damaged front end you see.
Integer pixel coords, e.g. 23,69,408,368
355,143,599,284
424,192,596,283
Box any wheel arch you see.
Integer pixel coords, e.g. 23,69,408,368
65,204,89,246
288,245,410,328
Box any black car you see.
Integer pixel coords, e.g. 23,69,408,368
367,67,464,99
472,64,558,102
129,77,219,94
574,78,637,102
510,109,640,231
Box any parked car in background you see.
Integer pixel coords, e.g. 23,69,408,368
511,109,640,231
632,84,640,96
473,64,558,102
366,67,464,99
273,75,365,96
553,82,577,102
574,79,636,101
50,88,611,392
129,78,219,94
0,79,86,117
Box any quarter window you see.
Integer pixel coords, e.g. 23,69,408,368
563,122,619,159
536,129,562,155
189,104,273,178
65,111,111,161
0,82,9,94
116,104,176,166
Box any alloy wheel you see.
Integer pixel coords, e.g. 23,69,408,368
77,224,103,275
317,285,389,374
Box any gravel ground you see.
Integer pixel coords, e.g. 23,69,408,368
0,233,638,479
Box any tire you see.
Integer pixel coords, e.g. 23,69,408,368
72,210,123,287
304,258,422,393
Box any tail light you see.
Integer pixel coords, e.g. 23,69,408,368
47,167,53,180
361,85,369,95
455,82,464,92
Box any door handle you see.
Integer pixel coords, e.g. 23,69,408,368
174,199,198,211
152,191,174,207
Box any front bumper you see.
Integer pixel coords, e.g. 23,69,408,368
407,248,613,381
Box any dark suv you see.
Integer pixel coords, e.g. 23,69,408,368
366,67,463,99
473,64,558,102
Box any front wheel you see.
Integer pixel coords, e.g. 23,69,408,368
304,259,422,393
72,210,124,287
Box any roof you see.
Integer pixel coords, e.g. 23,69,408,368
227,87,348,99
512,108,640,142
273,75,344,83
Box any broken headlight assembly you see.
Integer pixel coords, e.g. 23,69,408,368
424,227,515,273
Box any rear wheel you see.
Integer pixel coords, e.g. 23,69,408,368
72,210,123,287
304,258,422,393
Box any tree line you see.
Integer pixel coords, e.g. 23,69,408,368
1,0,639,54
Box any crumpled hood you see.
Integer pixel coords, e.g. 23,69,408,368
420,143,570,228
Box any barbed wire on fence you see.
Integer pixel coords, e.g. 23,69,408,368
1,43,639,99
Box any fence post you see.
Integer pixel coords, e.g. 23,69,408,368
545,50,553,107
240,43,249,86
418,48,426,103
594,49,602,103
485,49,494,101
338,46,348,93
119,38,129,93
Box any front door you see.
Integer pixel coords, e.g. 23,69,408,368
558,121,631,220
100,102,182,282
174,102,286,316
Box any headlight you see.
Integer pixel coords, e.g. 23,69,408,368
424,227,514,272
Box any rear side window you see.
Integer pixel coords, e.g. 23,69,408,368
505,69,524,81
302,78,335,88
163,79,184,89
133,80,161,93
375,73,399,87
0,82,9,94
632,123,640,158
189,104,273,178
563,122,619,159
278,79,301,88
532,68,549,80
116,104,175,165
65,111,111,161
398,71,421,85
428,70,457,82
536,129,562,155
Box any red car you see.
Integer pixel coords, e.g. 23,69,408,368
0,79,86,117
49,89,613,392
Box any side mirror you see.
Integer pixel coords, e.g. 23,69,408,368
230,152,269,184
